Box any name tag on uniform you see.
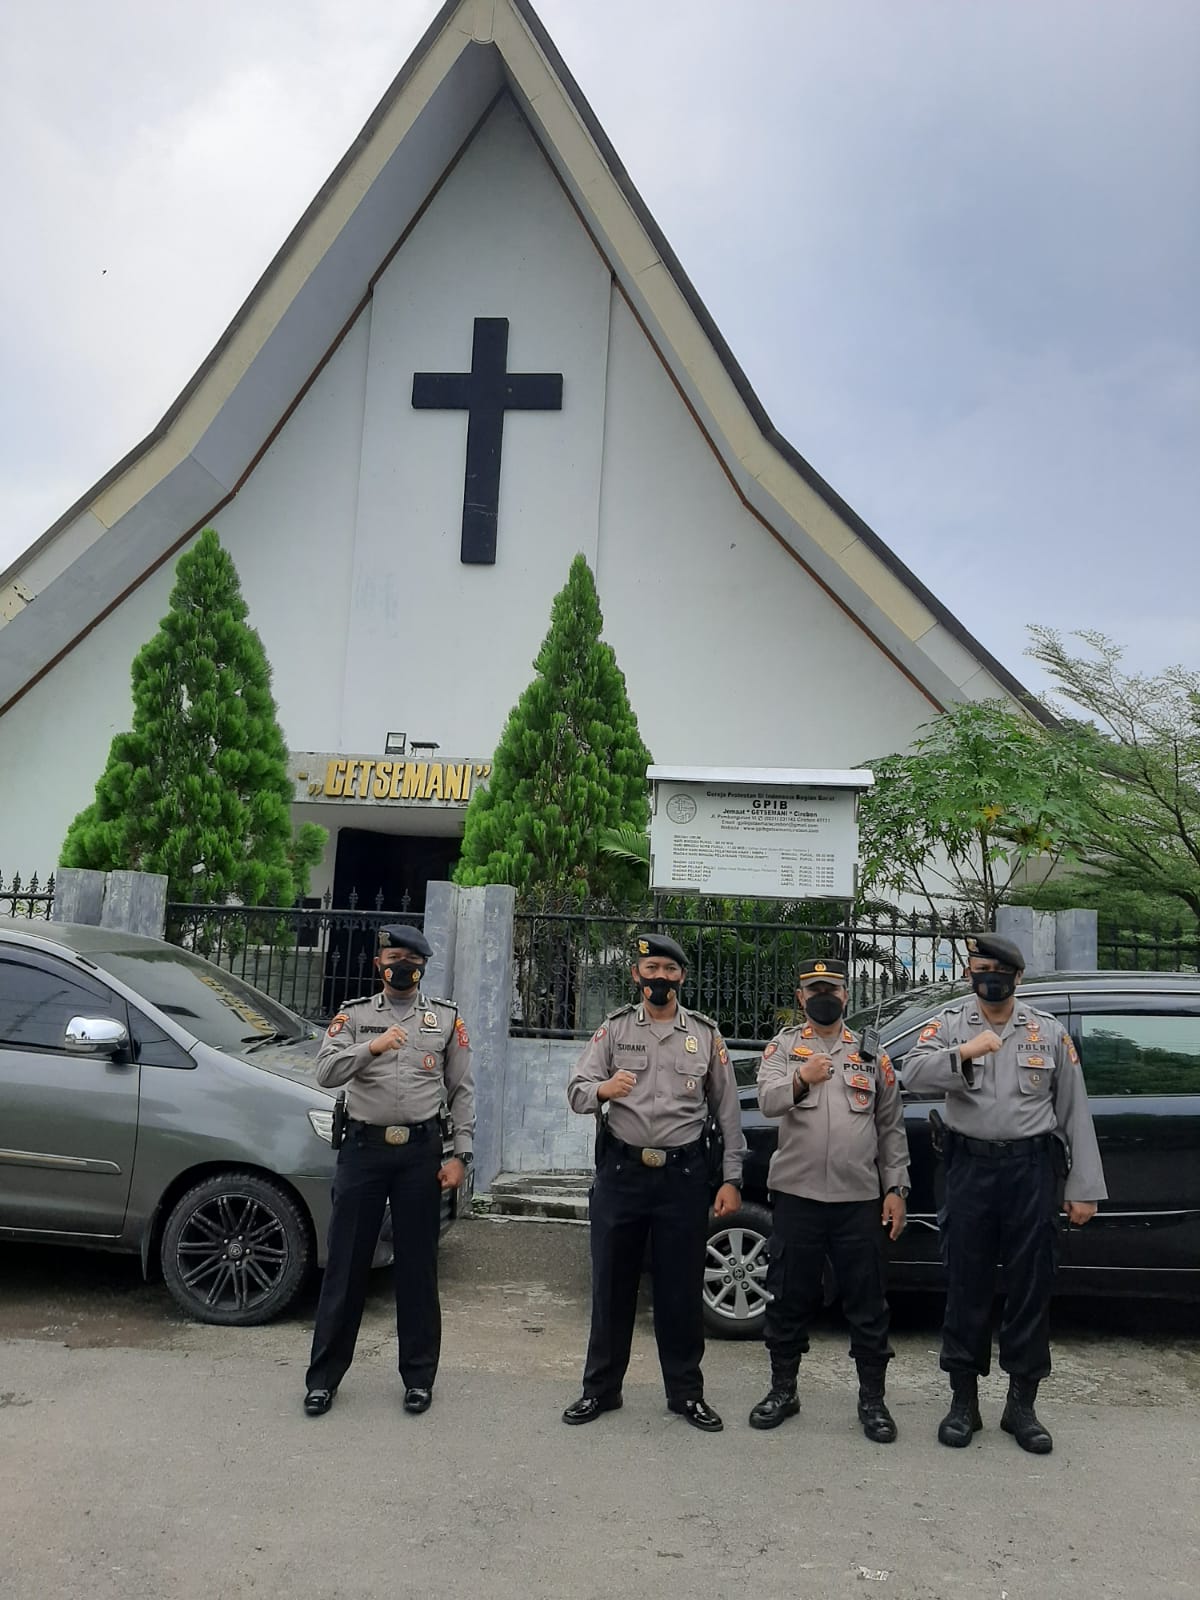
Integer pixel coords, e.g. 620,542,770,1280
360,1026,386,1035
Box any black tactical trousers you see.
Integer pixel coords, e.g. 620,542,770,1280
306,1131,443,1393
763,1193,893,1366
582,1151,710,1404
939,1139,1058,1382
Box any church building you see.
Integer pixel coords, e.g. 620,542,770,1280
0,0,1036,908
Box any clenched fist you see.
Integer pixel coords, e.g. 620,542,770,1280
960,1030,1004,1062
795,1053,836,1087
368,1024,407,1056
598,1069,637,1101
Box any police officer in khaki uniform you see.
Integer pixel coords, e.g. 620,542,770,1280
750,958,910,1441
303,925,473,1417
903,933,1106,1454
563,934,747,1432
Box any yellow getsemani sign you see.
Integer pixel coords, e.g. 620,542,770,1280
304,758,492,805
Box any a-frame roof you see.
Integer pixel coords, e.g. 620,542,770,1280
0,0,1045,723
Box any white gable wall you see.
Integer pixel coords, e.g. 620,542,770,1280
1,94,944,875
595,296,938,765
339,97,612,752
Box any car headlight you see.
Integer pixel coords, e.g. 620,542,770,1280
307,1108,334,1144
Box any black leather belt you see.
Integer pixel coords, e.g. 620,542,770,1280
954,1132,1053,1160
609,1135,704,1169
348,1117,439,1147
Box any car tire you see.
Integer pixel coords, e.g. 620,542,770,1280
703,1200,773,1339
161,1172,313,1327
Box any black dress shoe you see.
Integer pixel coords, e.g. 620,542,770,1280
403,1387,433,1414
748,1386,800,1431
303,1388,336,1417
669,1398,724,1433
562,1393,623,1425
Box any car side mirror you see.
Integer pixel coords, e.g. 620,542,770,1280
65,1016,130,1057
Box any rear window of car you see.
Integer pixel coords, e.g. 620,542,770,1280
1078,1012,1200,1096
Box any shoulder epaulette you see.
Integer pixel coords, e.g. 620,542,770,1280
1025,1003,1063,1025
423,994,458,1011
343,993,378,1009
686,1008,721,1031
605,1003,637,1020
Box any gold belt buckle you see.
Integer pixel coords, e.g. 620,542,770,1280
384,1125,410,1146
641,1147,666,1168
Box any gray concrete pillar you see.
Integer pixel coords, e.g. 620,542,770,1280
1055,908,1098,972
423,880,461,1000
52,868,107,926
100,871,169,938
995,905,1057,976
451,884,515,1196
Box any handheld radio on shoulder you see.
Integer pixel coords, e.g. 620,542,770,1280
858,988,885,1064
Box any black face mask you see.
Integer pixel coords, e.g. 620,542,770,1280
971,970,1017,1004
802,992,845,1027
639,976,679,1007
383,959,424,991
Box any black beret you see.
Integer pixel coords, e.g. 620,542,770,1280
377,924,432,958
797,956,848,984
966,933,1025,970
633,933,688,967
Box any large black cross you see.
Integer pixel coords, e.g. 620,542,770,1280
412,317,563,565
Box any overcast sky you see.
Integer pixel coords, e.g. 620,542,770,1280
1,0,1196,695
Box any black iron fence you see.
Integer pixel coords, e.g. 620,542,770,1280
165,889,424,1022
512,897,970,1046
0,871,55,920
1098,923,1200,973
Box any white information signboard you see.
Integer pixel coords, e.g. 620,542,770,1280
647,767,874,900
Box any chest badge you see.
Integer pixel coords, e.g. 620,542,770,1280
853,1089,871,1107
1025,1056,1045,1067
422,1053,437,1071
686,1078,696,1092
422,1011,439,1030
1029,1072,1042,1085
685,1036,698,1054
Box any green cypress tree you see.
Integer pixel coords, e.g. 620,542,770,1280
61,528,325,905
454,553,651,902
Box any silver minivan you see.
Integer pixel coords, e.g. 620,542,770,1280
0,918,465,1324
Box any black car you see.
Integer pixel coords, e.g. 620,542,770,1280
703,972,1200,1337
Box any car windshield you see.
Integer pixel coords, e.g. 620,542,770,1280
90,945,312,1054
846,979,970,1037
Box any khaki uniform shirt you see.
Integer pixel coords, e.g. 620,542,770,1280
567,1003,746,1184
901,1000,1107,1203
757,1022,910,1202
315,990,475,1156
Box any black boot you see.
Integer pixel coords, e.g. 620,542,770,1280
1000,1378,1053,1454
937,1374,983,1448
856,1364,897,1444
748,1357,800,1431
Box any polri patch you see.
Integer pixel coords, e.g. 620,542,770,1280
423,1053,437,1071
763,1042,778,1059
327,1013,349,1037
455,1019,470,1047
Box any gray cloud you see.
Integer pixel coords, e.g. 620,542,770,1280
2,0,1196,692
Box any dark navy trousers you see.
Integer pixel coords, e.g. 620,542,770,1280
306,1132,443,1393
582,1151,710,1404
939,1139,1059,1381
